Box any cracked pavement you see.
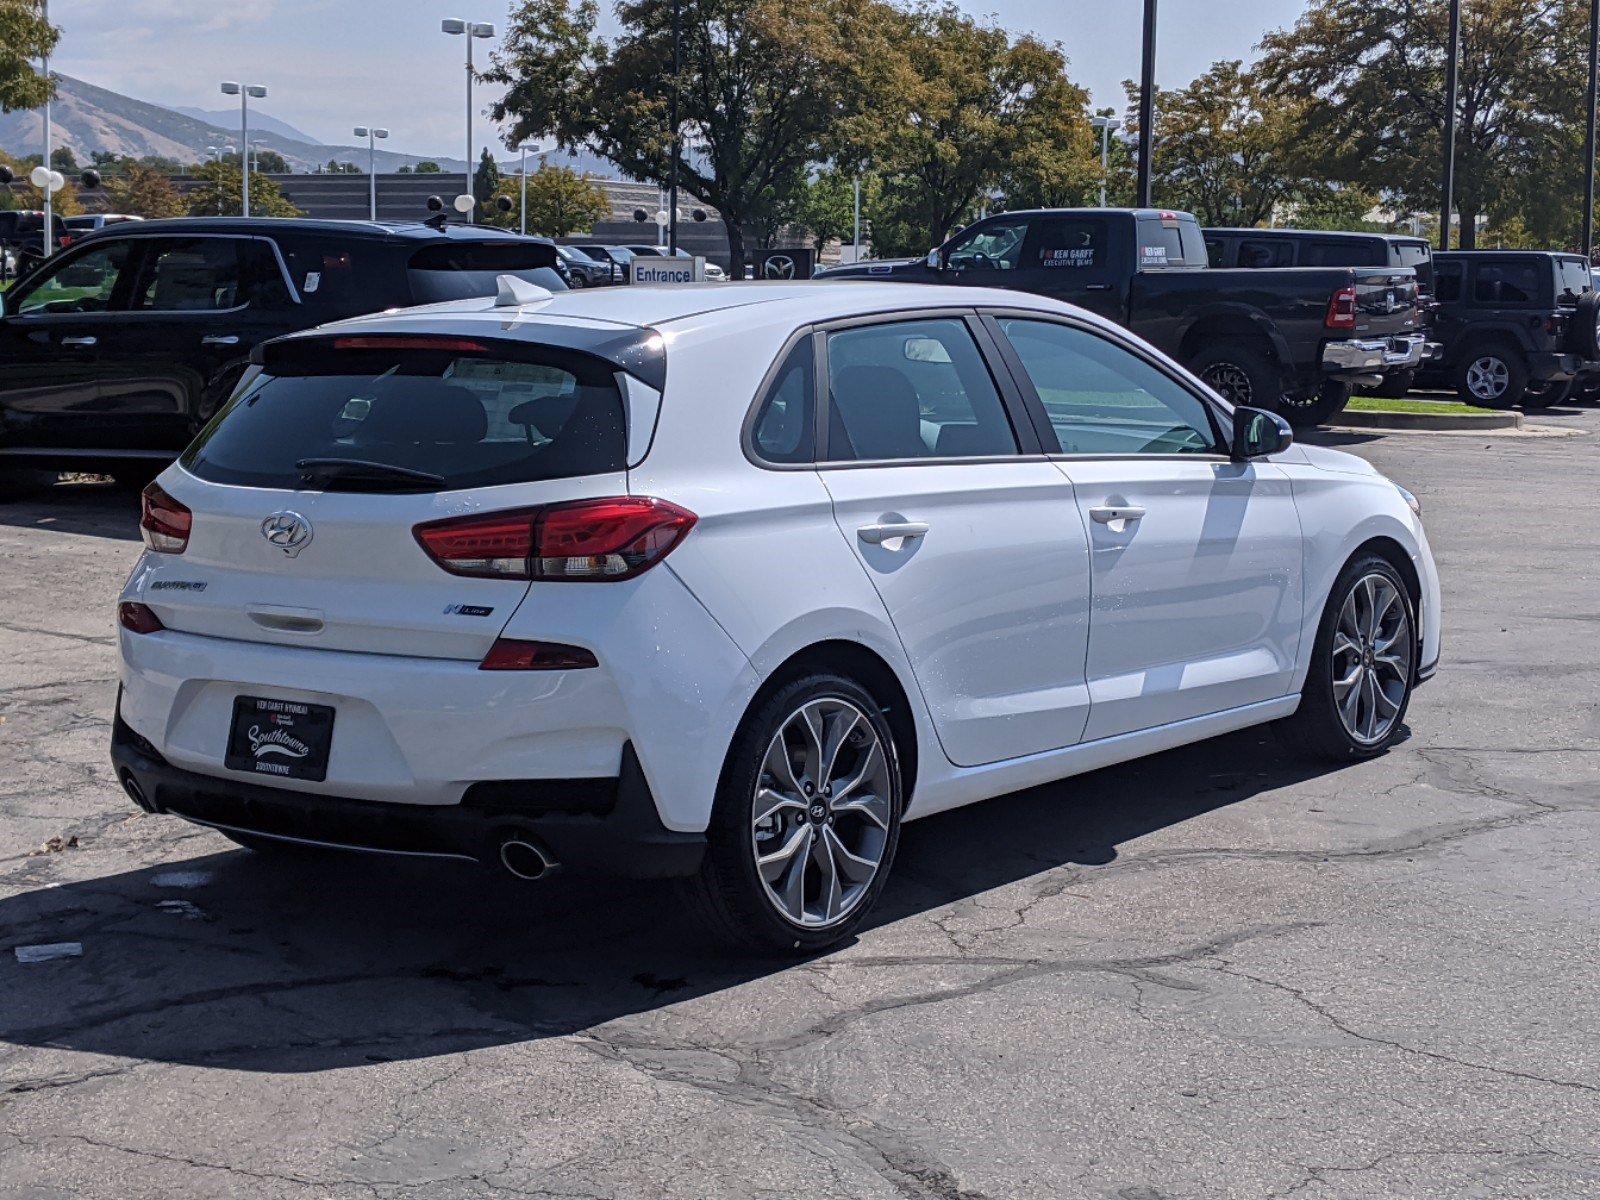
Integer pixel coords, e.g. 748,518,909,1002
2,406,1598,1199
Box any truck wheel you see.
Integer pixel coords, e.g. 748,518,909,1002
1362,369,1415,399
1455,347,1526,408
1519,378,1571,410
1189,342,1280,410
1278,380,1352,429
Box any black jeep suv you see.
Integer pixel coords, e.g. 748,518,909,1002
0,218,565,491
1423,251,1600,408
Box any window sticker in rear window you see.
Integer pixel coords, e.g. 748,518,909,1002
1140,245,1169,267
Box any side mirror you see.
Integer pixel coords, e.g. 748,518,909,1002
1231,406,1293,460
924,247,943,270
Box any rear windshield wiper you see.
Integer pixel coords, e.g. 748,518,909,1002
295,457,447,491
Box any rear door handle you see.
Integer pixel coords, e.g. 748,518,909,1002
60,335,97,347
201,335,240,346
1085,283,1114,292
858,521,930,544
1089,505,1146,525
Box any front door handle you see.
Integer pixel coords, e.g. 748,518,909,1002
1089,505,1146,529
201,334,241,346
60,335,97,347
858,521,930,544
1085,283,1114,292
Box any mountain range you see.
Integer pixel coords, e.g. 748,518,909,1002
0,74,620,179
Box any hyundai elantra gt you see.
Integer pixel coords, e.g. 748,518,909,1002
112,280,1440,953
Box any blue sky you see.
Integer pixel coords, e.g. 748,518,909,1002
48,0,1309,158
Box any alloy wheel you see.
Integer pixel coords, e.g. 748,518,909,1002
1465,356,1510,401
751,697,892,928
1201,363,1253,406
1331,573,1413,745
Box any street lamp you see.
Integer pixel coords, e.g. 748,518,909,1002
1091,116,1121,208
441,18,496,223
515,142,544,235
221,81,268,217
354,125,389,220
38,0,53,258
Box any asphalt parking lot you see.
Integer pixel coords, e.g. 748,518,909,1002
2,405,1597,1200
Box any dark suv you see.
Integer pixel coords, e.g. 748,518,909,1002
0,210,70,281
0,218,565,489
1204,227,1440,397
1423,251,1600,408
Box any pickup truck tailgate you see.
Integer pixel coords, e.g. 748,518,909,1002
1349,270,1419,337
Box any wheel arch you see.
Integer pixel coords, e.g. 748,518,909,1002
731,639,921,805
1177,306,1289,365
1348,535,1422,620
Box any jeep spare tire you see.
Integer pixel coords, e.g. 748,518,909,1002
1571,290,1600,361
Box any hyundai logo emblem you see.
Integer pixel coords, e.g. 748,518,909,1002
764,255,796,280
260,510,313,558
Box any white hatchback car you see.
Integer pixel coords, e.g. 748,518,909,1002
114,280,1440,952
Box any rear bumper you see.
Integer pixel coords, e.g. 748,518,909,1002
1323,334,1435,376
1528,351,1583,381
111,709,704,878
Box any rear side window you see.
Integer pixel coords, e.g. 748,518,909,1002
1301,240,1379,267
408,242,566,303
182,339,626,491
750,339,816,463
1036,218,1108,271
1239,239,1294,268
132,237,291,311
1435,262,1463,302
1473,260,1541,305
1555,259,1590,306
824,318,1018,461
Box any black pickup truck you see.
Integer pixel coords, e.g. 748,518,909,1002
817,208,1428,426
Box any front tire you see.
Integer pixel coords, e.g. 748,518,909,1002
1276,554,1416,761
685,673,903,955
1363,368,1415,400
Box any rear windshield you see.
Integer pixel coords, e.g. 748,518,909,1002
406,242,566,304
182,340,626,491
1555,259,1591,306
1134,218,1207,269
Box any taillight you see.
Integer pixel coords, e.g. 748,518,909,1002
1325,285,1358,329
139,482,192,554
1547,314,1568,336
414,497,697,582
480,639,598,670
118,602,165,634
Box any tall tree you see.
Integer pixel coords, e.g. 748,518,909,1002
105,164,186,219
861,4,1093,251
0,0,57,113
186,162,303,218
1258,0,1568,248
486,163,612,235
473,147,500,204
1123,60,1314,228
488,0,897,276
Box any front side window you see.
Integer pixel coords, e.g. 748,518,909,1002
998,318,1218,456
750,338,816,464
183,339,627,491
824,318,1017,461
944,219,1030,273
11,241,135,316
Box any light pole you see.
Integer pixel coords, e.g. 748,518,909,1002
668,0,681,253
1091,116,1121,208
441,18,496,223
39,0,52,259
1440,0,1460,249
221,81,268,217
205,145,235,214
354,125,389,220
515,143,543,235
852,174,861,262
1135,0,1157,207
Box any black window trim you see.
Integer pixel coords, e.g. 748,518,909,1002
813,307,1046,470
977,307,1232,460
740,324,821,472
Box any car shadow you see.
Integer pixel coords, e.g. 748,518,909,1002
0,726,1359,1076
0,479,141,542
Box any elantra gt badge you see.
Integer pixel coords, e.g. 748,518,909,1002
260,511,313,558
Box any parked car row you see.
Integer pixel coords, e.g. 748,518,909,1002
817,208,1432,427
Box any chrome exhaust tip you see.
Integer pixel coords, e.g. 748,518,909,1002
498,837,555,881
121,771,150,811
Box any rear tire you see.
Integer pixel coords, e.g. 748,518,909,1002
1275,553,1416,761
1278,380,1352,429
683,673,903,955
1454,346,1526,408
1363,369,1415,399
1519,377,1571,410
0,469,58,501
1188,341,1282,411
